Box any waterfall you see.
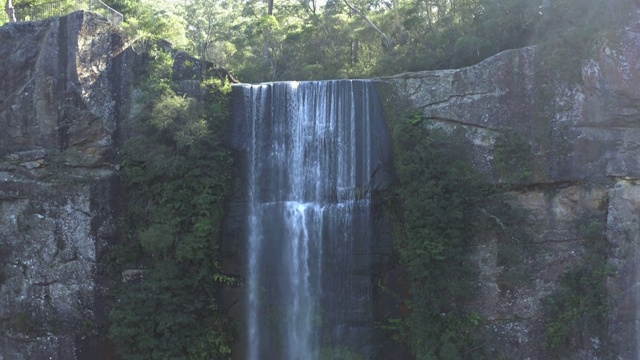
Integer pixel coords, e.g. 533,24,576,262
235,80,384,359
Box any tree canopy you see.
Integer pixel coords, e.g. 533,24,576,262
2,0,632,82
100,0,633,83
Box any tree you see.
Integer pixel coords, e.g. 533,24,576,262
342,0,391,50
105,0,188,47
184,0,218,79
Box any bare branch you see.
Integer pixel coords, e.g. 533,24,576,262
342,0,392,49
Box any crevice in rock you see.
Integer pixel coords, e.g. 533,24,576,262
606,175,640,181
487,315,533,322
532,254,581,273
423,115,493,130
529,237,582,244
417,91,493,109
32,280,62,286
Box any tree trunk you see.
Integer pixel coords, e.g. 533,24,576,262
351,39,359,65
200,15,214,80
264,0,275,79
5,0,16,22
342,0,392,51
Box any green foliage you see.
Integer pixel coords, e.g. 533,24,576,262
107,0,188,47
380,316,411,346
542,212,614,358
137,43,175,96
1,0,76,22
534,0,635,84
391,118,491,358
543,262,615,358
389,114,535,358
7,0,635,81
579,211,611,258
108,48,234,359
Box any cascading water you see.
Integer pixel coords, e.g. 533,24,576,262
235,80,385,359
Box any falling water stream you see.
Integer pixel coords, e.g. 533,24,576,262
236,80,383,359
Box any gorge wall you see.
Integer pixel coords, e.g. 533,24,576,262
376,9,640,358
2,7,640,360
0,11,136,359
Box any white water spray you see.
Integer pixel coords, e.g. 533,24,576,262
238,81,378,359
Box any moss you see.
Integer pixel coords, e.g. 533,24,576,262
9,311,38,334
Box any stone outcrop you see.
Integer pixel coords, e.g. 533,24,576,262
378,8,640,358
0,11,136,359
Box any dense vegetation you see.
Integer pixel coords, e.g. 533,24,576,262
542,213,614,358
96,0,628,358
387,116,537,359
388,114,615,359
3,0,634,82
390,119,490,359
90,0,635,83
107,47,234,359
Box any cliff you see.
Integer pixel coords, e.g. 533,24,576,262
0,11,136,359
2,6,640,360
378,8,640,358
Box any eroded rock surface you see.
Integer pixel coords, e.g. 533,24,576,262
379,9,640,358
0,11,135,360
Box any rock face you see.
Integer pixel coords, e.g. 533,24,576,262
378,8,640,358
3,5,640,360
0,11,136,359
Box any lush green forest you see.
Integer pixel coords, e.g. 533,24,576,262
4,0,632,82
107,50,235,359
94,0,631,83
